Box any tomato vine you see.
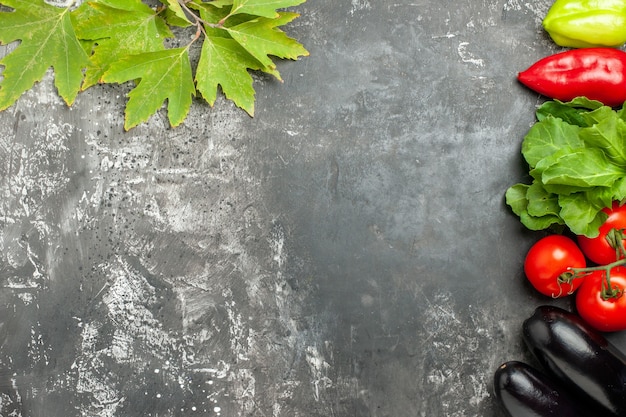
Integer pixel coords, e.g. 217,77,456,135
570,231,626,300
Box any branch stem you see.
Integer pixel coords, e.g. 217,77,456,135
568,227,626,300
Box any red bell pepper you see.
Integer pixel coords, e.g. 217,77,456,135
517,47,626,107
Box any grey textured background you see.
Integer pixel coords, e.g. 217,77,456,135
1,0,626,416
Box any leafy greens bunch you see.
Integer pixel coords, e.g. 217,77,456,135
506,97,626,238
0,0,309,130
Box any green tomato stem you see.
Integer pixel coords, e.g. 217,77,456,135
605,228,626,260
569,253,625,300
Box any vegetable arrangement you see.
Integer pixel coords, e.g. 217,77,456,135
505,0,626,329
496,1,626,415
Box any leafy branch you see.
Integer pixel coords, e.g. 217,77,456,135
0,0,309,130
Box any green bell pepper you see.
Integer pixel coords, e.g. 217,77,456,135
543,0,626,48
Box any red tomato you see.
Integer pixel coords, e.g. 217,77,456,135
524,235,586,297
575,267,626,332
577,202,626,265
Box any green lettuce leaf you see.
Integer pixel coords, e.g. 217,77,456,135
526,181,561,218
505,183,564,231
521,116,583,168
540,148,626,188
506,98,626,237
579,114,626,166
558,193,607,237
505,183,530,218
536,97,604,126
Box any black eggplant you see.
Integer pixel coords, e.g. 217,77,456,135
493,361,591,417
522,305,626,417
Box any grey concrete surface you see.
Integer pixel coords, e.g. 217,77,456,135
1,0,626,416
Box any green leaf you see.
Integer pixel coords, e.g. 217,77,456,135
506,183,563,230
520,210,564,231
579,114,626,166
0,0,89,108
521,116,583,168
163,7,194,27
101,47,195,130
229,0,306,18
210,0,235,8
526,181,561,217
611,176,626,201
73,0,172,89
537,102,590,127
530,147,609,195
193,3,308,111
226,12,309,79
542,182,591,196
540,148,626,187
0,0,309,129
507,98,626,237
580,105,616,126
536,97,604,126
618,104,626,122
530,146,579,181
505,183,530,217
194,1,234,37
558,193,607,237
196,36,261,115
585,186,616,210
162,0,192,25
81,0,148,11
